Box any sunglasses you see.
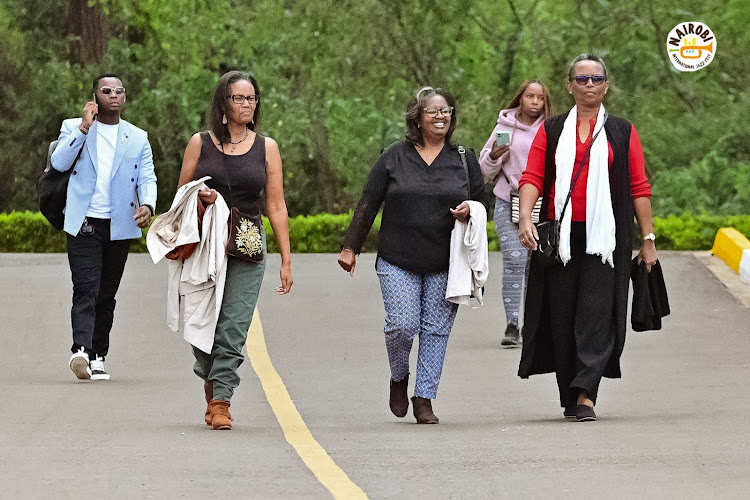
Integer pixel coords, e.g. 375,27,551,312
571,75,606,86
100,86,126,95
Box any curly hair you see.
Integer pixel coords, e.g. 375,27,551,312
404,86,457,147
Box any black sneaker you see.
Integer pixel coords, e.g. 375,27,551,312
501,324,521,347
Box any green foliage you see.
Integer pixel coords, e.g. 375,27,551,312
653,213,750,250
5,211,750,254
0,211,148,253
0,211,67,252
653,152,750,215
1,0,749,219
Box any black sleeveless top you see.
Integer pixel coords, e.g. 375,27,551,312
194,131,267,215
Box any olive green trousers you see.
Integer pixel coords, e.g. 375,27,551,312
192,254,266,401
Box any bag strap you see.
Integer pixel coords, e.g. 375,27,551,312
458,145,470,199
218,140,235,209
559,112,608,220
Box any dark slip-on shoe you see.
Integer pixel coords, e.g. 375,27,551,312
575,404,596,422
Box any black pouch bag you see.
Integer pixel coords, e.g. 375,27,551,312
536,219,561,263
226,207,264,263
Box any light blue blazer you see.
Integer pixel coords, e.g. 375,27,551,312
51,118,157,240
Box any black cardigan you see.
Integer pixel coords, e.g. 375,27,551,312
519,112,634,379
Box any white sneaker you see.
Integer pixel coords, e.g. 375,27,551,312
69,348,91,380
90,356,110,381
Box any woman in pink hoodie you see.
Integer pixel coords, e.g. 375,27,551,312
479,80,554,347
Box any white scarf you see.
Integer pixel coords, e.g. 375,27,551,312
554,105,616,267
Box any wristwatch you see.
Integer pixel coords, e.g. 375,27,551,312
643,232,656,241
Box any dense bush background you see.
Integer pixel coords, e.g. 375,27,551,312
2,211,748,254
1,0,748,219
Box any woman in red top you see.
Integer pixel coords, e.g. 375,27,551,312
516,54,658,422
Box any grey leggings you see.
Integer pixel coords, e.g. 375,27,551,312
493,198,530,328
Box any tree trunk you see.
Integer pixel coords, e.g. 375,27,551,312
68,0,107,64
310,116,340,213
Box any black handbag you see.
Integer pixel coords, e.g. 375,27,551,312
535,113,608,264
536,218,561,262
38,139,84,230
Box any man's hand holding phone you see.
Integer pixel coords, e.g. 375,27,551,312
81,101,98,132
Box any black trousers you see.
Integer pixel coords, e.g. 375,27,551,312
543,222,615,408
66,217,130,359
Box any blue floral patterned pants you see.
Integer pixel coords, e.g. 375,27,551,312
375,257,458,399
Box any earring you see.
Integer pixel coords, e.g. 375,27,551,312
222,114,227,125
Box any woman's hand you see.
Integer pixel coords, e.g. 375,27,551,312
197,188,217,205
276,263,293,294
338,248,357,276
489,143,510,161
450,201,470,223
518,217,538,251
637,240,658,272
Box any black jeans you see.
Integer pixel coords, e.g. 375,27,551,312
67,217,131,359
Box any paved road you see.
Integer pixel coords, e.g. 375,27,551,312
1,252,748,498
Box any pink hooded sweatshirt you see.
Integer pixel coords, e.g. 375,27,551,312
478,107,545,203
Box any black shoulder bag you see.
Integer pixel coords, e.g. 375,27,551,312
536,113,608,264
39,139,85,230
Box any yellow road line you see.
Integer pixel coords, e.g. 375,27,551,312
247,309,369,500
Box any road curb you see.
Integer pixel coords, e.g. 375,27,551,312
694,250,750,308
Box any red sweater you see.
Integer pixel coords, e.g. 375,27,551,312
519,118,651,221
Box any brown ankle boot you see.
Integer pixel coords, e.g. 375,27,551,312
208,399,233,430
204,382,213,425
389,373,409,417
411,396,439,424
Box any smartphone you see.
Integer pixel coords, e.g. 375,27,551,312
496,130,510,147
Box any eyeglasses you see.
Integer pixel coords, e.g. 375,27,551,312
227,94,259,104
100,87,126,95
571,75,606,86
424,106,454,117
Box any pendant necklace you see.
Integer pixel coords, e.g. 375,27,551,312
229,128,249,152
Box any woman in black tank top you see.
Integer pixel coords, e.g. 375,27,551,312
176,71,293,430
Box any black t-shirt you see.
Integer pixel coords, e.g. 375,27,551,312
343,141,486,274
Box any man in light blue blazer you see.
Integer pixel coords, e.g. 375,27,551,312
51,73,157,381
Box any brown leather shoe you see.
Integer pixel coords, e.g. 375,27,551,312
389,373,409,417
208,399,233,430
204,382,213,425
411,396,439,424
